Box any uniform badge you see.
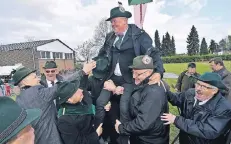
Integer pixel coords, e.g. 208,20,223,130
142,55,152,64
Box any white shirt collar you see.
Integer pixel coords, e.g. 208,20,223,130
194,97,211,106
46,79,58,86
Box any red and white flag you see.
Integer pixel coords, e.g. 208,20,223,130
133,3,147,29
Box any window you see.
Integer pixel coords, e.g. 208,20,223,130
39,51,51,59
41,51,46,58
45,52,50,59
60,53,63,59
65,53,73,59
53,52,63,59
65,53,68,59
53,52,56,59
56,53,59,58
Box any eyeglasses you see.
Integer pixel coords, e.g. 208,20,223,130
195,82,214,89
45,70,56,73
133,70,148,78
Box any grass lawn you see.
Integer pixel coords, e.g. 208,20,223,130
164,61,231,143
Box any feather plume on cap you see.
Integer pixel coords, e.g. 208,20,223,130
142,47,153,64
118,1,125,12
11,65,24,75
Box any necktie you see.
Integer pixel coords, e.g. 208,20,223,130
194,99,201,107
115,35,124,49
51,81,54,86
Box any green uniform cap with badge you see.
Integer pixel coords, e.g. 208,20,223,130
43,61,57,69
56,80,95,117
12,66,36,86
106,2,132,21
56,80,80,105
129,55,154,69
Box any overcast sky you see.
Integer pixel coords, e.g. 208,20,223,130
0,0,230,53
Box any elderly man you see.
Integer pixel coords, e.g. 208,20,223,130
12,61,96,144
161,72,231,144
113,55,169,144
40,61,63,110
175,62,200,92
95,3,164,143
57,80,103,144
0,97,41,144
209,57,231,102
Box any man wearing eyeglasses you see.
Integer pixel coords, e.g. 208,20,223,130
41,61,63,110
161,72,231,144
114,55,169,144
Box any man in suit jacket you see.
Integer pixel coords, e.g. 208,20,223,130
40,61,63,110
209,57,231,102
95,3,164,144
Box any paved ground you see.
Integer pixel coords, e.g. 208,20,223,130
163,72,179,79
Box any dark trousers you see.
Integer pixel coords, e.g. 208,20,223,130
58,115,100,144
95,75,133,144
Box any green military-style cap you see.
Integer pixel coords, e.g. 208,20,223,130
106,2,132,21
43,61,57,69
129,55,154,70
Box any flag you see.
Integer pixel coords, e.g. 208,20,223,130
128,0,153,5
133,3,147,29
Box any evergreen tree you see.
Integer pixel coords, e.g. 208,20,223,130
200,38,208,55
165,32,171,56
154,30,161,51
186,25,200,55
227,35,231,50
170,36,176,55
219,39,227,51
161,35,165,56
209,39,217,54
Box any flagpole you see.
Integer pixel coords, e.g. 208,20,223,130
140,4,143,29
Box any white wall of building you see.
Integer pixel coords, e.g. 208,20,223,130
37,41,73,53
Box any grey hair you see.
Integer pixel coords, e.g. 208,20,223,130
18,81,24,88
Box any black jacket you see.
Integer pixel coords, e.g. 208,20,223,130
98,24,164,81
87,76,105,105
214,68,231,102
168,89,231,144
119,82,169,144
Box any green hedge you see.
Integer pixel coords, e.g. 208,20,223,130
162,54,231,63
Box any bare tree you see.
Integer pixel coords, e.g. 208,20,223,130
93,17,113,50
75,18,112,61
76,39,97,62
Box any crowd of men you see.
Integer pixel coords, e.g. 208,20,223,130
1,3,231,144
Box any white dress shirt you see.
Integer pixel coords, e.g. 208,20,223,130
46,79,58,87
